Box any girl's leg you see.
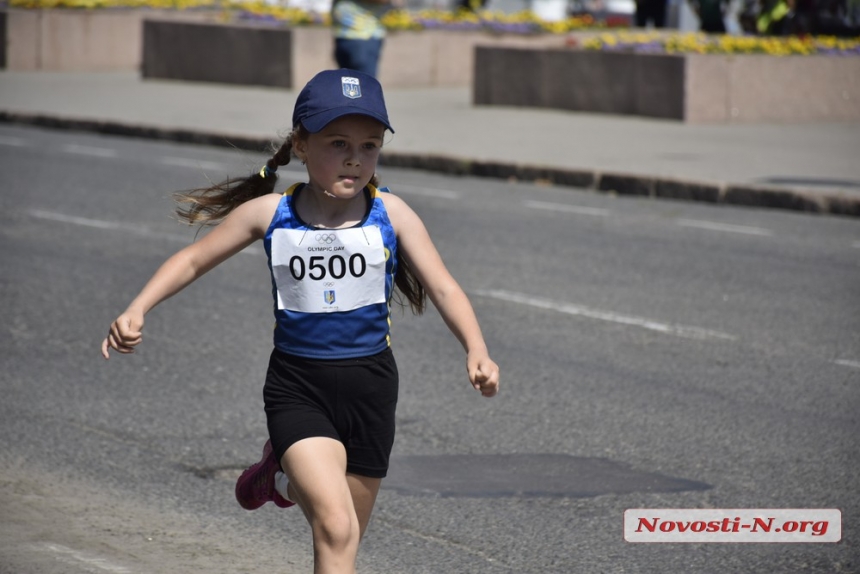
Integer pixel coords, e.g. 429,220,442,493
277,458,382,537
281,437,361,574
280,470,382,538
346,473,382,538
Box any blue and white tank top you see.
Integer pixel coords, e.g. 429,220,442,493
264,183,397,359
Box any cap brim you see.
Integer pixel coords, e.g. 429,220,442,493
301,107,394,134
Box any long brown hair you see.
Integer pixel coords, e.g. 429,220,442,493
174,126,426,314
174,126,306,226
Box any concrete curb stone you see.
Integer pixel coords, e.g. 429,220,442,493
656,179,721,204
2,110,858,219
722,185,827,214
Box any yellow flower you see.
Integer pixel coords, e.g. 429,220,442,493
581,30,860,55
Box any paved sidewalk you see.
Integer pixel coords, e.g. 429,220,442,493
1,71,859,217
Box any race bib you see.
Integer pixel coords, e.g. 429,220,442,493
271,226,387,313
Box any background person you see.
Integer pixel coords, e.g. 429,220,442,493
331,0,400,78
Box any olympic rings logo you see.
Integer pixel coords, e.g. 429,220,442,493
315,233,336,244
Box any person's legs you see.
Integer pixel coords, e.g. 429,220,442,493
334,38,352,70
635,0,649,26
274,455,381,538
346,473,382,538
277,469,381,537
364,39,383,78
282,436,362,574
333,38,383,78
652,0,667,27
262,348,395,570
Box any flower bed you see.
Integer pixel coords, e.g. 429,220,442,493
8,0,620,32
380,9,603,34
576,31,860,56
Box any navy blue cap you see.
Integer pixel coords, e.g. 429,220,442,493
292,69,394,134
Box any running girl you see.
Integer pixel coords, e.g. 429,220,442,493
102,69,499,574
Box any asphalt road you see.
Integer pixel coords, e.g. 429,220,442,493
1,124,858,573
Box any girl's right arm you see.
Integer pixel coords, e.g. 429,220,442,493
101,194,281,359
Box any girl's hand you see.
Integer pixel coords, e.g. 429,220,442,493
101,310,144,359
467,353,499,398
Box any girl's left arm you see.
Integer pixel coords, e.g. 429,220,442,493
385,195,499,397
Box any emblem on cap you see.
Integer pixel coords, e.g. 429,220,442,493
342,77,361,99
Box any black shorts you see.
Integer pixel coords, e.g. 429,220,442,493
263,347,399,479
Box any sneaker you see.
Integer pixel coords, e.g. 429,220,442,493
235,440,294,510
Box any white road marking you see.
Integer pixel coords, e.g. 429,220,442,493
38,543,131,573
160,156,229,172
28,209,262,255
524,200,610,217
30,209,180,238
0,135,29,147
389,183,459,199
61,144,118,159
834,359,860,369
676,219,773,237
476,289,737,341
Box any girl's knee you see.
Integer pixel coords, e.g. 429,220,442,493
312,508,360,551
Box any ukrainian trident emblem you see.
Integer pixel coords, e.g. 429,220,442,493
342,77,361,99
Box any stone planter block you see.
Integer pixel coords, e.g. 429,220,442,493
474,46,860,123
2,8,221,71
142,20,293,88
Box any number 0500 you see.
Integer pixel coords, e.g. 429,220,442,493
289,254,367,281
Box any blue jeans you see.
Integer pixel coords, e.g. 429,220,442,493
334,38,384,78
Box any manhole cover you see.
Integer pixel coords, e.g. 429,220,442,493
384,454,710,498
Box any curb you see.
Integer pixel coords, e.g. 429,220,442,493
381,152,860,218
3,111,858,218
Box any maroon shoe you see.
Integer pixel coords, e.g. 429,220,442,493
235,440,293,510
